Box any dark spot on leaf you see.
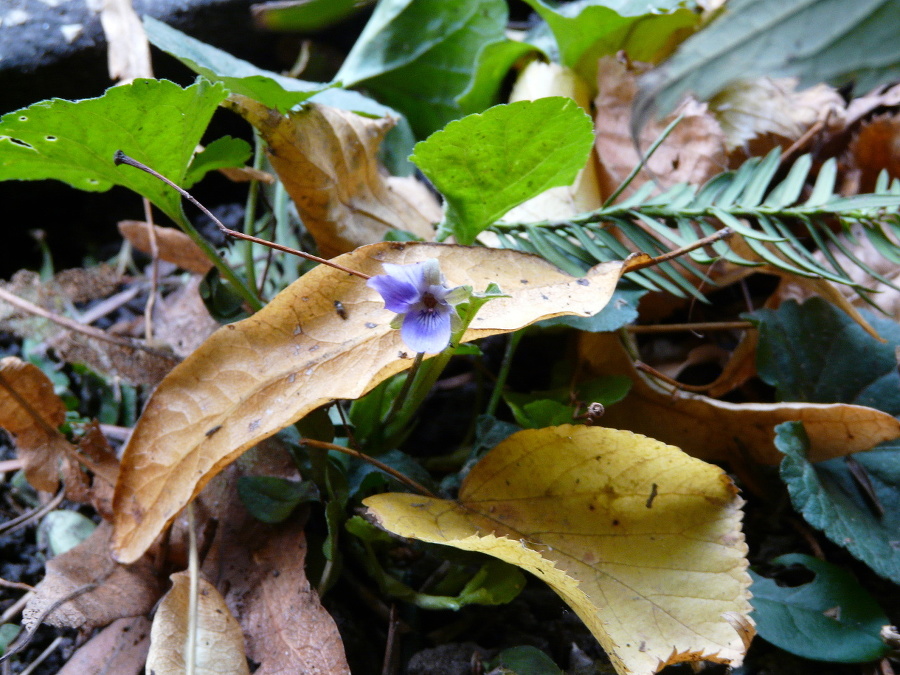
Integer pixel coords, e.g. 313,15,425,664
365,322,377,329
248,419,261,432
612,519,619,526
18,116,26,121
205,425,222,437
577,278,589,286
520,279,528,284
588,504,595,511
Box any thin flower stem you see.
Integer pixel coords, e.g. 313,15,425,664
485,329,523,417
627,320,754,333
301,438,437,498
114,152,370,281
243,132,265,295
382,352,425,431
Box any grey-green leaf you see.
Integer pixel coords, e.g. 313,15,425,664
750,552,890,662
638,0,900,120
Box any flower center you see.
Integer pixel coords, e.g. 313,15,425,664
422,292,438,310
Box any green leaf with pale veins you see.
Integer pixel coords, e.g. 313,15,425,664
335,0,520,138
411,97,594,245
0,78,227,224
750,553,890,663
523,0,701,82
638,0,900,120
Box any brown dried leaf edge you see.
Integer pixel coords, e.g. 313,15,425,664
112,242,624,562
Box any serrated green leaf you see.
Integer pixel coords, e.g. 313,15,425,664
411,98,594,245
183,135,251,189
144,16,328,114
750,552,890,663
0,78,227,224
523,0,701,83
335,0,511,138
775,422,900,583
747,298,900,411
638,0,900,119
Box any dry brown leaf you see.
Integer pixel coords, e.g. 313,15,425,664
366,425,752,675
197,442,349,674
56,616,150,675
708,77,846,154
146,571,249,675
98,0,152,83
0,356,69,492
500,61,602,222
594,56,727,201
112,241,624,563
23,522,162,631
52,333,179,387
846,113,900,194
151,276,221,358
227,97,439,257
579,332,900,464
118,220,214,275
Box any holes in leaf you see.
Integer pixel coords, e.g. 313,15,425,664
45,135,57,142
5,138,32,149
18,116,27,121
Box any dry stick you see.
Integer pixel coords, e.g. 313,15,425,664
301,438,437,498
0,490,65,537
627,320,754,334
141,196,159,342
634,361,721,395
18,636,64,675
623,226,734,274
113,152,371,281
0,287,176,360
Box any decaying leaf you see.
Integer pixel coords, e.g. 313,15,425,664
112,242,624,563
594,56,727,201
0,356,69,491
146,571,249,675
151,276,221,358
499,61,602,223
118,220,214,275
56,616,150,675
23,523,162,632
365,425,753,675
226,98,440,257
51,333,179,387
708,77,846,153
579,332,900,464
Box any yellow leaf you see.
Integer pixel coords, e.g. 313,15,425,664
364,425,752,675
227,98,440,257
146,571,249,675
580,332,900,463
112,242,624,563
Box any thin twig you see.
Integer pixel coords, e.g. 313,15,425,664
627,321,754,334
114,152,371,280
301,438,437,498
634,361,718,394
18,636,63,675
623,227,734,273
0,578,33,592
0,489,65,536
0,286,176,360
142,197,158,342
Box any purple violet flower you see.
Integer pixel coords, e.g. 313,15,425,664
367,259,469,353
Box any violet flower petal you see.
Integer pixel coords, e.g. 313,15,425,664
366,274,419,314
401,306,452,353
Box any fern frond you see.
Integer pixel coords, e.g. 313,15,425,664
488,148,900,300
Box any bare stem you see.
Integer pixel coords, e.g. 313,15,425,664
627,320,754,333
623,226,734,273
301,438,437,498
113,152,370,281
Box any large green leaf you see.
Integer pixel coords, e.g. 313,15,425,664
522,0,701,82
775,422,900,582
144,16,328,114
747,298,900,414
638,0,900,119
750,552,890,663
335,0,516,138
0,78,227,224
410,97,594,245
